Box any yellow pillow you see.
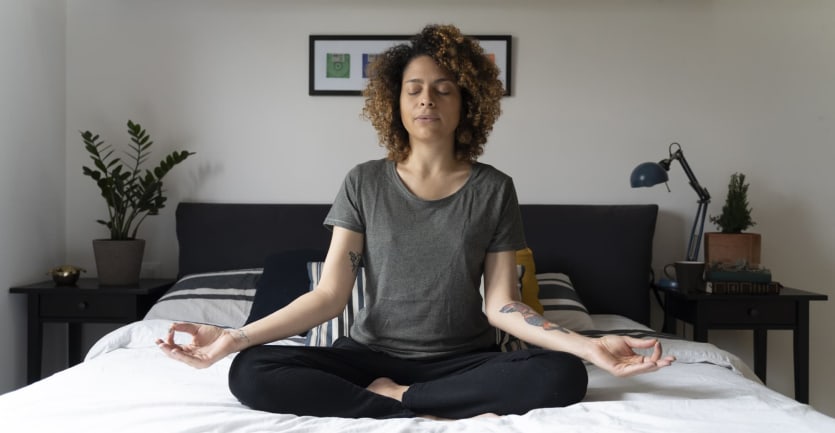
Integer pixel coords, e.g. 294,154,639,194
516,248,544,314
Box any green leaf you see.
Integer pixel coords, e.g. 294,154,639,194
81,120,195,239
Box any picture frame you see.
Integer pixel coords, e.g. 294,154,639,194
309,35,512,96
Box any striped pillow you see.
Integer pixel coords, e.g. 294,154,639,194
304,261,366,347
143,269,260,328
538,272,593,331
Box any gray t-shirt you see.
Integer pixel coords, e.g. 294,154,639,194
324,159,526,359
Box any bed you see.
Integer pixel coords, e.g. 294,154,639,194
3,202,834,432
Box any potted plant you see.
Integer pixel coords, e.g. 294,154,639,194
704,172,761,267
81,120,195,285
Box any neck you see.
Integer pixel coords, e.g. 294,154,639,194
394,155,473,201
400,141,462,174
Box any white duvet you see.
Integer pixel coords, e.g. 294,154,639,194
2,316,834,433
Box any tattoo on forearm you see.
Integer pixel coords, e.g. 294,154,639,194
349,251,362,275
500,302,571,334
233,328,251,344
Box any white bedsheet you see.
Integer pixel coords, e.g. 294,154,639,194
2,317,834,433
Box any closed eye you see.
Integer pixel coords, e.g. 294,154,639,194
435,83,456,95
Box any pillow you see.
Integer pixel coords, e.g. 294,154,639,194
496,327,531,352
244,249,326,327
537,272,594,331
515,248,543,314
304,261,366,347
144,269,261,328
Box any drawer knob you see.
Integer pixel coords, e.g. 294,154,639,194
77,301,89,310
747,308,759,317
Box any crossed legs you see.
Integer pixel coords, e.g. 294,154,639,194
228,338,587,419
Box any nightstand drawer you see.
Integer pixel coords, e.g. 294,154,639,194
708,300,796,325
39,293,136,320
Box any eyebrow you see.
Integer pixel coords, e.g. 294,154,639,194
403,77,455,85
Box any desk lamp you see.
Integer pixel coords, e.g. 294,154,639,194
630,142,711,262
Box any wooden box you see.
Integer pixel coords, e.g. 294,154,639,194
704,232,761,266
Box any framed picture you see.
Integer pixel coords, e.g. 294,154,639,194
309,35,512,96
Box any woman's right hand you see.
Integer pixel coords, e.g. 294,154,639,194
156,322,248,369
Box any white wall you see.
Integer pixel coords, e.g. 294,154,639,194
4,0,833,416
0,0,67,391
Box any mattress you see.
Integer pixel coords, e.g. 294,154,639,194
2,315,833,433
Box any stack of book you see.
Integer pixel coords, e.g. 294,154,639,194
705,263,782,295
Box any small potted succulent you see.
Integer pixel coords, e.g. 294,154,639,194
81,120,195,285
704,172,761,267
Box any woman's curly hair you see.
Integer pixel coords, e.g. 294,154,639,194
362,24,504,162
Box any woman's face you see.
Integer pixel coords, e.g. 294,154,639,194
399,55,461,146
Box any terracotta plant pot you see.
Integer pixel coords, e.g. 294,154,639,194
704,232,761,267
92,239,145,286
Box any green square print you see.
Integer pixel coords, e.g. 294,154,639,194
326,53,350,78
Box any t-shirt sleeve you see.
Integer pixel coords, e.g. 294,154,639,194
324,165,365,234
487,178,527,252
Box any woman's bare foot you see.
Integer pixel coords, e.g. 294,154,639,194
367,378,500,420
366,377,408,402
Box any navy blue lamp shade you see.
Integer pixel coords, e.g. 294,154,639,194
630,162,669,188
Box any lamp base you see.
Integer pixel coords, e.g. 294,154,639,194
655,278,678,289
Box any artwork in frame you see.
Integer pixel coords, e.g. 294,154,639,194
309,35,512,96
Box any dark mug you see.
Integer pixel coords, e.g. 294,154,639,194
664,261,706,292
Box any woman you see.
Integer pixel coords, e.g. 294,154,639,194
157,24,674,419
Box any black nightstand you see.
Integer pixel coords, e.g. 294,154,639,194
10,278,174,384
658,286,827,403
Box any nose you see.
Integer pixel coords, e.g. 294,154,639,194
420,90,435,107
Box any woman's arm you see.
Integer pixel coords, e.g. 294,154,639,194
157,226,364,368
482,250,675,377
237,226,364,346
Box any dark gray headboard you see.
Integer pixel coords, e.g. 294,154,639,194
176,203,333,277
175,202,657,325
519,205,658,325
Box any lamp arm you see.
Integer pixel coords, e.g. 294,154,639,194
670,148,711,203
666,143,711,261
686,201,709,261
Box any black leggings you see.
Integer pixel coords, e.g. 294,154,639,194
228,337,588,419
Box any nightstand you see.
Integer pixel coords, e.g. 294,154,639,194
10,278,174,384
658,286,827,403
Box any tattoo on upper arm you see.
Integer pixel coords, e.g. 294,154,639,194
348,251,362,275
500,302,571,334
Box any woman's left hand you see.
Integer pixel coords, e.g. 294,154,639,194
586,335,676,377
